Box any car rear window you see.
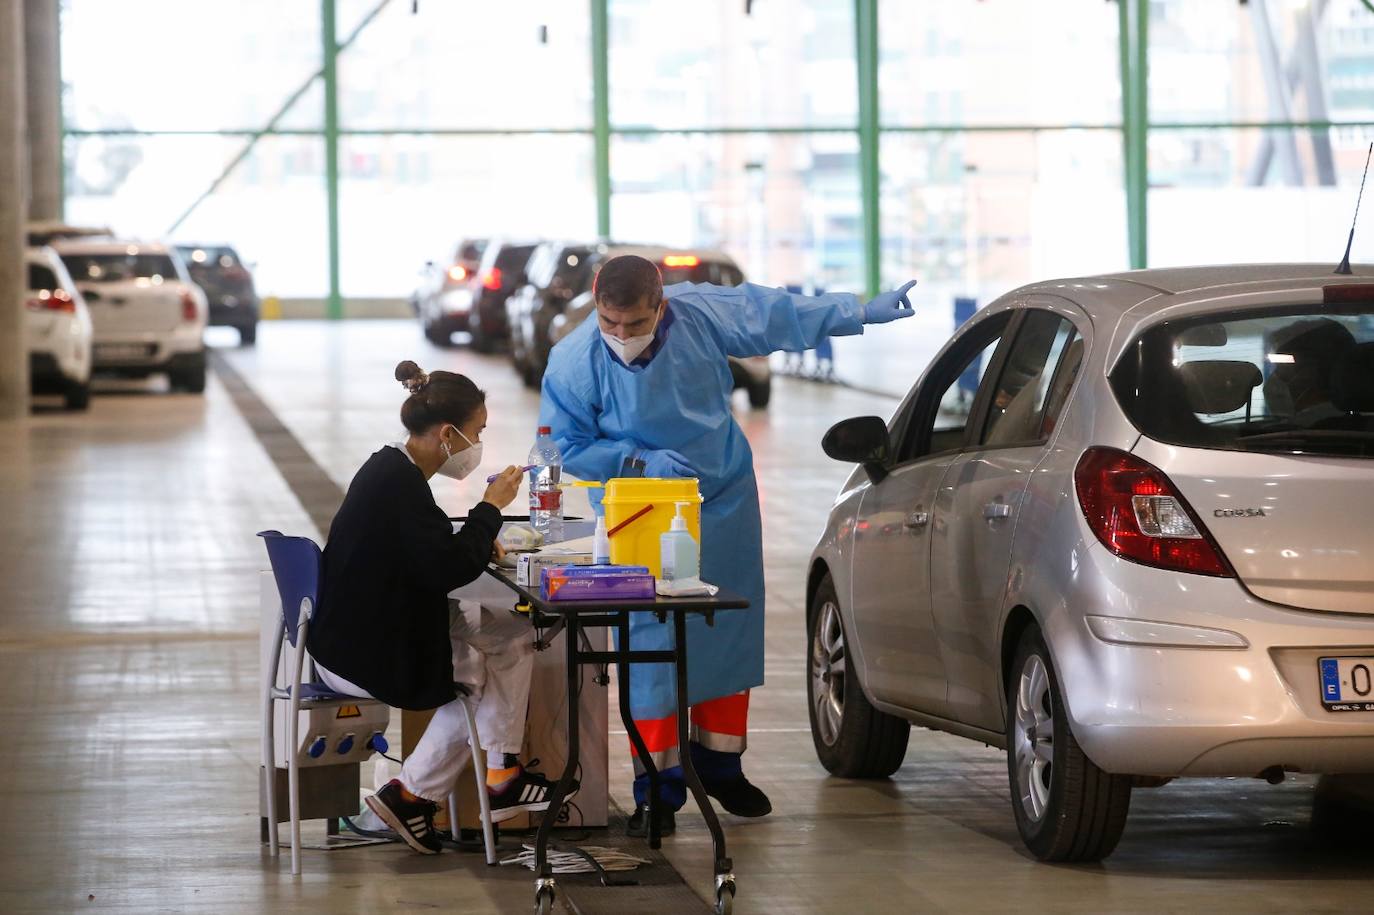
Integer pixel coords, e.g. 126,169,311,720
1111,306,1374,459
495,245,536,271
28,264,58,291
180,246,240,269
661,262,744,286
64,253,179,283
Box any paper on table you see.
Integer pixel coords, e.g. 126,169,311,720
655,578,718,598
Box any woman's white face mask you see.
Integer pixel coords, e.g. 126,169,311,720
436,426,482,480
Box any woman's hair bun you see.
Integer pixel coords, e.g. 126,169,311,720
394,360,429,393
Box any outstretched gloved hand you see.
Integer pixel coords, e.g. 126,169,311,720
862,280,918,324
641,449,697,479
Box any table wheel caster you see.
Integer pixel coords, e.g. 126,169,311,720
534,879,556,914
714,873,736,915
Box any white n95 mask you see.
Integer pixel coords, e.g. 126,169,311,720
437,426,482,480
602,330,655,365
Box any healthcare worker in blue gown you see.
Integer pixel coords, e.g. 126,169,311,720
540,255,915,835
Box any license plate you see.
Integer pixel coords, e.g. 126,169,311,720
1319,657,1374,711
95,343,155,361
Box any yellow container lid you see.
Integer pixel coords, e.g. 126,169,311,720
600,477,702,505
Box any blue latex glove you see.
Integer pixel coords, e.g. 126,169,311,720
862,280,918,324
641,449,697,478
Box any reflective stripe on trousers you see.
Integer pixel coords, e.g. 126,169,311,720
630,690,749,775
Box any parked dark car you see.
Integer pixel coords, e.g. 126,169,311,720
420,239,536,352
548,244,772,407
506,241,597,387
411,237,487,317
175,244,259,345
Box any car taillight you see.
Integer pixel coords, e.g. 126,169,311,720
663,255,699,268
447,265,468,283
181,290,199,322
26,289,75,313
481,268,502,291
1074,447,1233,578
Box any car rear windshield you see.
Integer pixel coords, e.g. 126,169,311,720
1111,305,1374,459
495,245,536,271
28,264,58,291
662,262,744,286
179,246,240,270
64,253,179,284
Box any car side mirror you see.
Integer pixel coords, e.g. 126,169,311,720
821,416,891,483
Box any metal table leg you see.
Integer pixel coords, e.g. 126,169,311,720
674,611,735,912
617,616,664,848
533,615,584,908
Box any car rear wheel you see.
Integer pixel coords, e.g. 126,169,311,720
170,361,207,395
64,378,91,411
239,322,257,346
1006,625,1132,862
424,320,455,347
747,378,771,409
807,573,910,777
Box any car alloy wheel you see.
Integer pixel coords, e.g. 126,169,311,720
811,598,846,747
1013,653,1055,823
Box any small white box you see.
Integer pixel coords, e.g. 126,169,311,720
516,550,594,587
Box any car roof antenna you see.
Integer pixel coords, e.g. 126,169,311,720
1335,142,1373,276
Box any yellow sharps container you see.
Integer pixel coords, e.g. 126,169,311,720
601,478,702,578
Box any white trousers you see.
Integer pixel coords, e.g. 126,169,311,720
317,600,535,801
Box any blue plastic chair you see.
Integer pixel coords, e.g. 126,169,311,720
257,530,496,873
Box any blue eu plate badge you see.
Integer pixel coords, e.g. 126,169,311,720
1320,658,1341,702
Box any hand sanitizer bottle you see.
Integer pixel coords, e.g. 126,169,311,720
593,513,610,565
660,502,699,582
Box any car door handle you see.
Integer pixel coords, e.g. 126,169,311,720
903,511,930,530
984,502,1012,520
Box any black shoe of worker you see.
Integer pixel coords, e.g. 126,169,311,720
364,779,442,855
703,776,772,817
626,804,676,838
488,763,578,824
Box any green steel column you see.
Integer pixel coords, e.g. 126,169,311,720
591,0,611,240
1118,0,1148,269
322,0,343,319
855,0,880,297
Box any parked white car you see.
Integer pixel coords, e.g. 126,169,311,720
808,264,1374,862
53,239,208,393
25,246,93,410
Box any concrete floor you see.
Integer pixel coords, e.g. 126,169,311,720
1,320,1371,914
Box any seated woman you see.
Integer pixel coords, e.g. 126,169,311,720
309,360,563,855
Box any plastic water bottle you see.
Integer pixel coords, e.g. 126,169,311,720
528,426,564,541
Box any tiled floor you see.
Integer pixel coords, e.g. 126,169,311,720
1,320,1371,914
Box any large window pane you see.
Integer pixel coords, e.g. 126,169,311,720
65,135,328,298
62,0,321,131
1148,126,1374,266
611,132,863,291
1151,0,1374,126
879,0,1120,127
338,136,596,298
609,0,856,129
337,1,591,129
881,130,1127,302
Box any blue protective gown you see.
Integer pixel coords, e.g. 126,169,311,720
539,282,865,719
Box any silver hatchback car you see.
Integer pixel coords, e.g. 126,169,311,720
807,264,1374,862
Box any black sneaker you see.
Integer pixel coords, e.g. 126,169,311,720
626,804,676,838
704,776,772,817
488,763,578,824
364,779,442,855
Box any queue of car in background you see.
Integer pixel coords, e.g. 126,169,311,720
411,237,487,319
175,244,260,346
418,238,537,352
